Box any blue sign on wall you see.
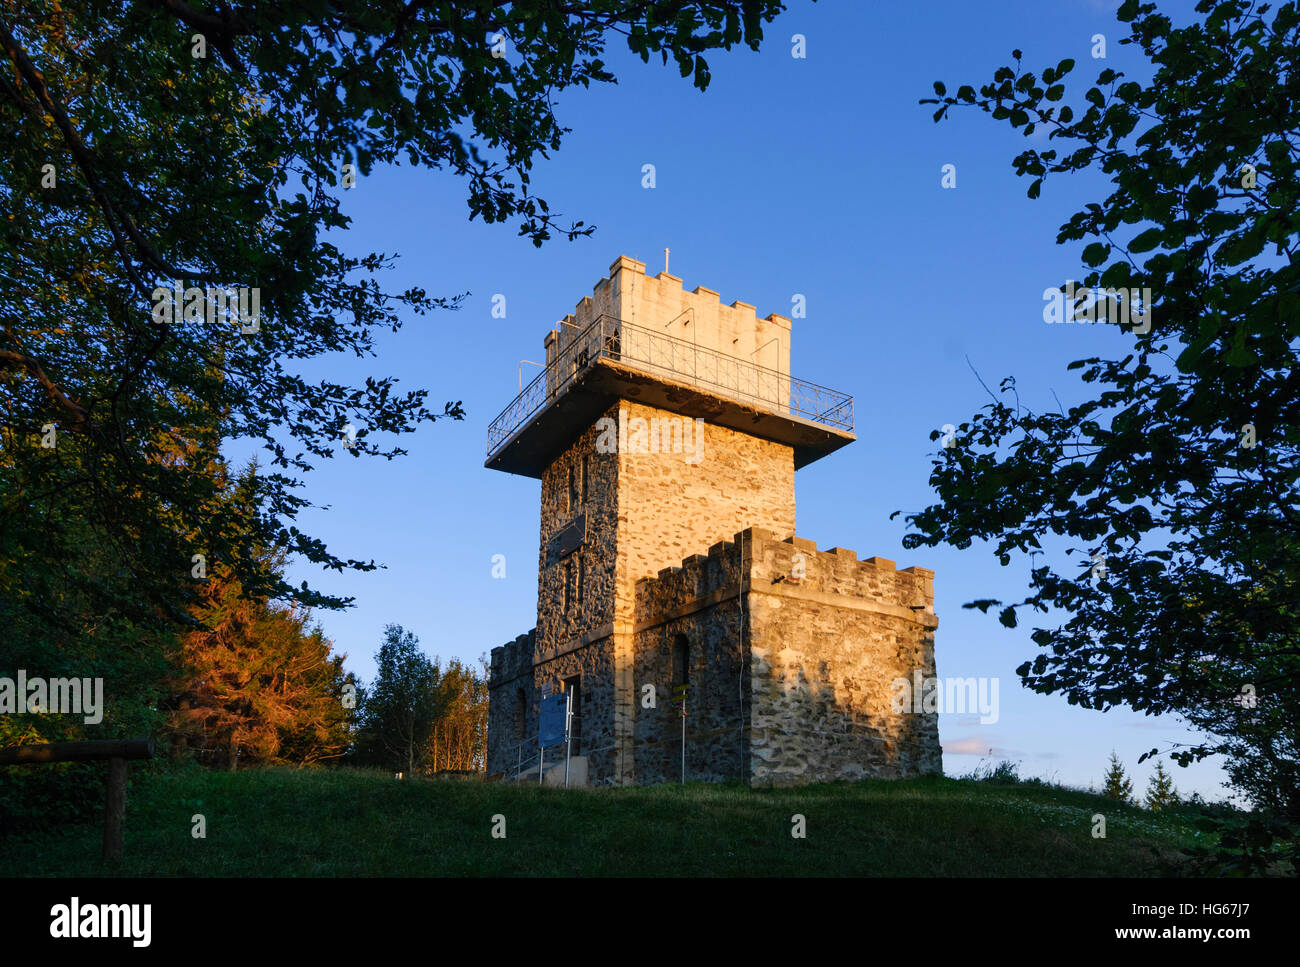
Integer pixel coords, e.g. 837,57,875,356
538,693,570,748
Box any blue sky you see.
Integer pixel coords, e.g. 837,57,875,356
251,0,1231,800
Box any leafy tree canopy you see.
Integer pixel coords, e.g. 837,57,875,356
906,0,1299,815
1,0,790,629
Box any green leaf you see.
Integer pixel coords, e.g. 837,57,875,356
1226,325,1256,367
1129,227,1164,252
1082,242,1109,266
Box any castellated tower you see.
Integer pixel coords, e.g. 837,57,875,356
485,255,941,786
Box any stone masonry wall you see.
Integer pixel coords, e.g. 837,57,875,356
610,399,794,784
628,527,940,787
535,404,620,659
631,534,750,784
615,399,795,593
743,529,942,785
487,629,535,776
491,460,941,787
532,636,618,781
530,403,624,782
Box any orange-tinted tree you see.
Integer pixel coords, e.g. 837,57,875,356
167,561,356,770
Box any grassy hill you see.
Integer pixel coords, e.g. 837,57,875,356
2,764,1217,877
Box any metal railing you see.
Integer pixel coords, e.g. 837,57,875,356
486,314,854,459
503,731,601,782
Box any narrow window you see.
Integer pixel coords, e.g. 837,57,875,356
576,555,585,608
567,462,578,512
671,634,690,688
563,561,573,612
515,688,527,740
580,454,589,505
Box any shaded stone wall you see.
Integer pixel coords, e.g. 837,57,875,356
632,535,750,784
535,404,620,660
486,629,535,776
533,635,618,780
487,628,619,780
529,404,624,781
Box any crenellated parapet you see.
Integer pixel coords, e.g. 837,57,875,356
634,526,936,632
542,256,792,399
489,628,537,690
744,530,937,628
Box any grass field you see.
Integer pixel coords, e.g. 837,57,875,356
2,764,1217,877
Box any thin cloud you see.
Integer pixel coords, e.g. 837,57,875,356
943,735,1025,758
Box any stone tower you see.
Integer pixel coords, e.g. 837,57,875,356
486,256,941,786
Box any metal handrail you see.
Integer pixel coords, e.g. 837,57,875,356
486,314,854,459
505,733,621,783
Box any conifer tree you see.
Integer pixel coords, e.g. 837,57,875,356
1145,760,1179,812
166,517,356,770
1102,751,1134,804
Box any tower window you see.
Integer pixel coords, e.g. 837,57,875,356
567,463,578,512
580,454,589,505
577,555,585,607
671,634,690,687
563,561,574,613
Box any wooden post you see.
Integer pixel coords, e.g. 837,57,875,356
0,739,153,862
103,756,127,862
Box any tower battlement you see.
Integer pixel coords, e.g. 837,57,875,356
485,255,854,477
550,255,792,379
637,527,937,631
